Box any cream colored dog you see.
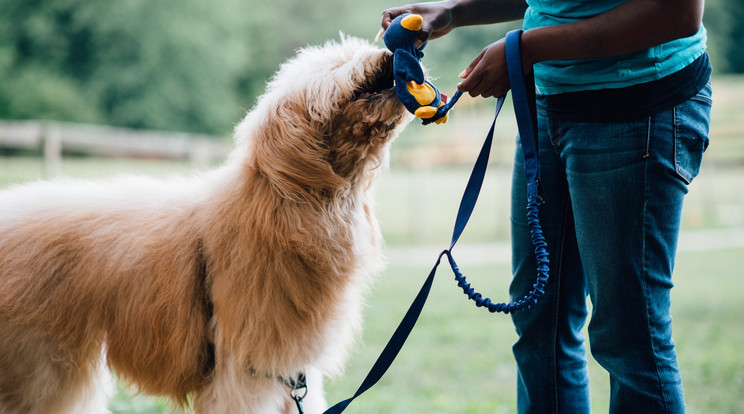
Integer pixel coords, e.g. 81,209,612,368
0,36,411,413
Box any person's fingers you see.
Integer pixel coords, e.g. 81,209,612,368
411,25,431,48
380,7,411,42
463,68,508,98
459,76,486,97
458,39,512,98
382,3,454,45
466,77,487,98
421,25,453,44
380,6,415,29
381,7,407,29
457,50,485,92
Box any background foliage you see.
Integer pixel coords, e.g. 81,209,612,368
1,0,740,135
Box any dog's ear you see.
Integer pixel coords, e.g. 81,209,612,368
252,99,346,202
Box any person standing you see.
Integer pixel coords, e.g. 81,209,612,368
381,0,711,412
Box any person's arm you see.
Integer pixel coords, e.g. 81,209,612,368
381,0,527,47
458,0,705,97
521,0,703,69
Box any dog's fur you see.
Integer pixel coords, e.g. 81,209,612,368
0,36,410,413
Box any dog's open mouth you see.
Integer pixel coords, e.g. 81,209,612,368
352,53,395,101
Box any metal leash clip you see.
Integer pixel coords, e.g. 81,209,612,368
288,372,308,414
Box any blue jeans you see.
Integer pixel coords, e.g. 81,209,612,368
509,82,712,413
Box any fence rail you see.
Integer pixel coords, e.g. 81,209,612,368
0,120,231,177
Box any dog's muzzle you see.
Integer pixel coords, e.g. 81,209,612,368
353,53,395,101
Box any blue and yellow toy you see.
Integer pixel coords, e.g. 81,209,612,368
383,13,458,125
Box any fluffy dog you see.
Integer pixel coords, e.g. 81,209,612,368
0,35,411,413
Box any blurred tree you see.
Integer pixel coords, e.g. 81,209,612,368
705,0,744,73
0,0,249,134
0,0,738,136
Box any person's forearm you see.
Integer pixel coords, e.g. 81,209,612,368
381,0,526,45
447,0,527,27
521,0,704,67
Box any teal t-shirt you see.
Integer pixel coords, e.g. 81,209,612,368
523,0,707,95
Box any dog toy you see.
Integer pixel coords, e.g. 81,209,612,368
382,13,460,125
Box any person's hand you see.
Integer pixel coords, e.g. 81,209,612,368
457,39,509,98
458,37,535,98
381,2,456,48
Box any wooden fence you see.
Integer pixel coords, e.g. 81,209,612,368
0,120,231,177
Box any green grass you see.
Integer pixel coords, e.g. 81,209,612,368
109,383,177,414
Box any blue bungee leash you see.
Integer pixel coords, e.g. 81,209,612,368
323,29,548,414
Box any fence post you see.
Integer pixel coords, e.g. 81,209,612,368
43,123,62,178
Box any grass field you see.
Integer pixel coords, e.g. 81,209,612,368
1,76,743,413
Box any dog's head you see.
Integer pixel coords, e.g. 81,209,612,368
235,36,412,202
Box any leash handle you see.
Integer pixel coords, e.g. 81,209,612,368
505,30,540,186
449,29,549,314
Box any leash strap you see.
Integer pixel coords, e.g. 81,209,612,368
505,30,540,185
422,89,464,125
450,29,548,314
323,29,548,414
